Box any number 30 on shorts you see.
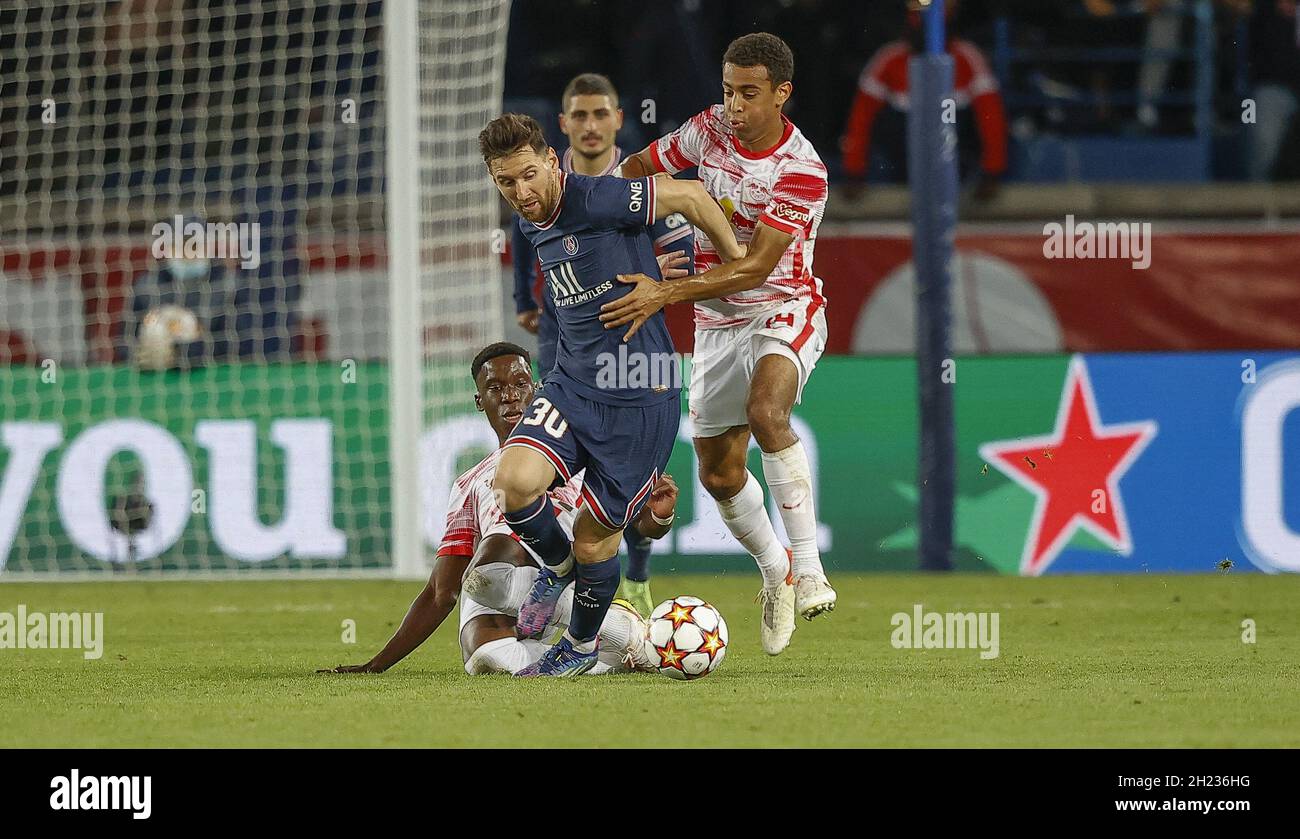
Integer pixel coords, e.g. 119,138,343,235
521,397,569,439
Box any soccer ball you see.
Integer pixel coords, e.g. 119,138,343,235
136,304,201,370
643,596,728,681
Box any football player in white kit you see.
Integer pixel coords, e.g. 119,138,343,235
319,342,679,676
605,33,835,656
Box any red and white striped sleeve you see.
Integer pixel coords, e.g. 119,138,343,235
760,160,828,237
651,106,715,175
436,476,478,558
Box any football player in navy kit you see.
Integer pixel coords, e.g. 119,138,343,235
480,113,742,676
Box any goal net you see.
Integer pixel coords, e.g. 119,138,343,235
0,0,509,577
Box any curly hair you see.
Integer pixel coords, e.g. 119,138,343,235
722,32,794,87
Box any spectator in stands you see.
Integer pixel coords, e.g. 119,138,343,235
840,0,1007,199
1134,0,1190,131
119,215,241,370
1243,0,1300,179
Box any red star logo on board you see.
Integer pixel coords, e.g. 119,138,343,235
979,357,1157,576
699,628,725,662
655,640,687,673
664,600,696,630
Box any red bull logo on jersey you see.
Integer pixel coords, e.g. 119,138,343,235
742,179,770,205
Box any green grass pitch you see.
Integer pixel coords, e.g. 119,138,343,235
2,573,1297,748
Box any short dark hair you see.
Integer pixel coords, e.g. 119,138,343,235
723,32,794,88
478,114,548,166
561,73,619,110
470,341,531,383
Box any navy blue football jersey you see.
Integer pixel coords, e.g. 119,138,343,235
515,171,680,407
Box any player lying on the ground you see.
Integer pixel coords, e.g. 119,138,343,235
318,342,679,676
608,32,836,656
481,113,744,677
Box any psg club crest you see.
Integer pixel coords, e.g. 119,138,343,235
562,234,579,256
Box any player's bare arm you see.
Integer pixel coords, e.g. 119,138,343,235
320,547,475,673
650,174,744,263
599,222,794,340
616,146,662,179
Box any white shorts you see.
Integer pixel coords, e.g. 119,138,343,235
458,594,504,633
688,298,827,438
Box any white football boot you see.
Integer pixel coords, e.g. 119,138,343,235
794,574,837,621
756,552,796,655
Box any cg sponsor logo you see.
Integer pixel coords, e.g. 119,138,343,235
771,202,810,225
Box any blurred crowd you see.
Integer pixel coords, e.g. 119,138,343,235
506,0,1300,183
1,0,1295,367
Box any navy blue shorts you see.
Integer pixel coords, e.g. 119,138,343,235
504,377,679,531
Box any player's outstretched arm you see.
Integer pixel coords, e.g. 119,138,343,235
616,146,663,179
318,553,468,673
599,222,794,341
650,175,744,263
631,473,679,540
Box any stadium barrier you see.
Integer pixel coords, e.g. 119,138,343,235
3,352,1296,577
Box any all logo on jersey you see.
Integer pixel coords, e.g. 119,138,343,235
562,234,579,256
548,262,583,299
546,261,614,306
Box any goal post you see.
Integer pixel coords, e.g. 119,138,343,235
384,0,423,580
0,0,510,579
387,0,511,579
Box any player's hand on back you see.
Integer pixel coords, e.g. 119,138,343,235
656,251,691,280
599,272,671,342
516,309,541,334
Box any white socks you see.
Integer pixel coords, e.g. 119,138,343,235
549,551,575,578
716,471,790,591
761,441,826,581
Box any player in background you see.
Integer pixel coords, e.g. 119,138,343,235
511,72,695,617
839,0,1006,201
483,113,743,677
318,342,679,676
607,33,836,656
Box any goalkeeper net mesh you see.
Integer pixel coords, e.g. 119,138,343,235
0,0,508,576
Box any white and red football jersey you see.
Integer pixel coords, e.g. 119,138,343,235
437,448,583,559
651,104,828,329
